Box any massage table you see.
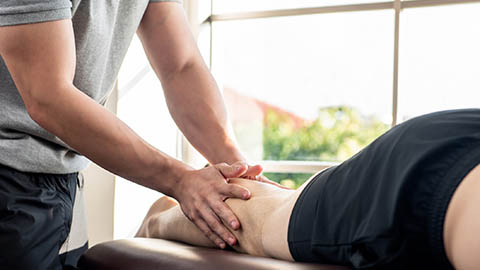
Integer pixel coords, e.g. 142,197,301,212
78,238,351,270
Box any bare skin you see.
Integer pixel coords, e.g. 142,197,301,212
139,166,480,267
443,163,480,269
137,175,315,260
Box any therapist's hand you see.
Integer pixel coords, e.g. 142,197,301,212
254,174,293,190
238,161,292,190
173,162,252,249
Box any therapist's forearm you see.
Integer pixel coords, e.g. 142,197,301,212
30,83,191,196
136,3,244,166
161,60,245,165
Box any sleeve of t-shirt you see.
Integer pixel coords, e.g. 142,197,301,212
0,0,72,27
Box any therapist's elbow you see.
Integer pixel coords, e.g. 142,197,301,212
159,57,199,83
22,82,70,129
26,100,52,129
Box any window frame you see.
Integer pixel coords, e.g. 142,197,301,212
183,0,480,174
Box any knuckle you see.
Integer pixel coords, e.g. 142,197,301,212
202,228,211,237
193,201,201,209
210,220,223,231
194,197,206,207
209,200,224,212
226,184,237,192
228,185,242,195
208,182,219,191
190,212,199,222
216,183,229,193
211,203,223,213
197,222,209,234
209,187,223,197
219,208,233,220
205,230,214,239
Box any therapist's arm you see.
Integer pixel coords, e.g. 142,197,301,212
0,19,250,249
137,2,270,247
137,3,258,168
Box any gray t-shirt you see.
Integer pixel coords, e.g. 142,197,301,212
0,0,180,173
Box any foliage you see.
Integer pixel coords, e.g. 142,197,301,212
263,106,389,188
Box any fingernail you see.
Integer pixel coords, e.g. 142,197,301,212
228,237,235,245
230,220,238,229
244,191,250,199
219,242,226,249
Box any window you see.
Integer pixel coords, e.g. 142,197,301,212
398,3,480,122
191,0,480,188
212,10,393,163
213,0,386,13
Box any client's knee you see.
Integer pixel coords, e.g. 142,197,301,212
224,178,293,257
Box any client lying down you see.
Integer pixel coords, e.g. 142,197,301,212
136,109,480,270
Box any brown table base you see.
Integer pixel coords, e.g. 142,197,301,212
78,238,351,270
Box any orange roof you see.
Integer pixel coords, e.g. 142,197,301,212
223,86,308,129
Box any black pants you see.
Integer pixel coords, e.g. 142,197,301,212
288,109,480,269
0,164,88,270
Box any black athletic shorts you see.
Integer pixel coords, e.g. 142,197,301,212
288,109,480,269
0,164,89,270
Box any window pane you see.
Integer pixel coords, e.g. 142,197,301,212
398,3,480,122
213,0,387,13
264,172,314,189
198,23,211,67
213,11,394,163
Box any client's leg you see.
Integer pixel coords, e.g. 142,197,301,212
136,176,313,260
443,163,480,269
135,196,178,239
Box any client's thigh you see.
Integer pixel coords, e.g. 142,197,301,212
258,177,314,261
444,164,480,269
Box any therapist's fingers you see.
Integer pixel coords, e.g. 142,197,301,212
174,165,245,248
221,183,251,201
244,164,263,178
213,183,250,233
215,162,248,179
179,197,229,249
256,174,293,190
209,194,243,232
201,204,237,247
190,212,227,249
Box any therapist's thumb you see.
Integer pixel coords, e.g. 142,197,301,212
215,162,248,179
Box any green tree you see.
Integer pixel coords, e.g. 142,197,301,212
263,106,389,188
